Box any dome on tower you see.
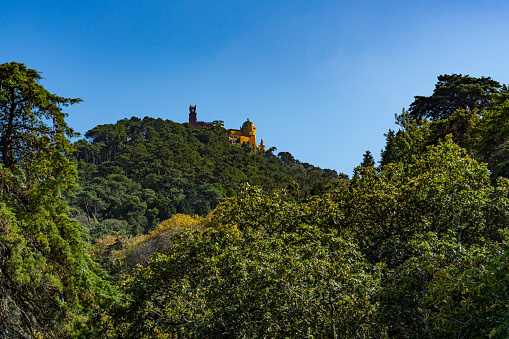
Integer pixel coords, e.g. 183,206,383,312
241,118,252,129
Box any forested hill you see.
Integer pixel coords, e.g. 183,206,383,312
71,116,338,236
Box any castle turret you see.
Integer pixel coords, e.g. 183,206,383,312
238,118,257,146
189,105,197,126
259,139,265,152
241,118,256,137
188,105,213,128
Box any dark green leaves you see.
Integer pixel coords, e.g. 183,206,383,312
409,74,501,121
0,62,115,337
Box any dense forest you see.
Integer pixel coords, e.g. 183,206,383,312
71,117,338,238
3,62,509,338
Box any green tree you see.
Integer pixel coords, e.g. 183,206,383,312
342,137,507,267
104,225,381,338
381,75,509,181
0,62,82,167
360,150,375,167
378,231,509,337
426,108,483,156
0,62,115,337
278,151,296,165
409,74,501,121
380,109,430,168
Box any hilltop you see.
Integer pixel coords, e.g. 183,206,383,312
71,116,338,237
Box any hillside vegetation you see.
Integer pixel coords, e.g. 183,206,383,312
71,117,338,237
97,138,509,338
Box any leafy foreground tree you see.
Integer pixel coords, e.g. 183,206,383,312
364,138,509,336
378,231,509,338
96,137,509,338
102,226,381,338
345,137,509,267
221,140,509,338
0,62,116,337
382,74,509,180
98,186,381,338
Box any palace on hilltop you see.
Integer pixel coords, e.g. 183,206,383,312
188,105,265,151
227,118,265,151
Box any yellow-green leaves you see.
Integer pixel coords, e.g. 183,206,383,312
107,225,380,338
339,138,507,267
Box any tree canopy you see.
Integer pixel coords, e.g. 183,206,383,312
409,74,501,121
94,137,509,337
0,62,81,169
71,117,339,238
381,74,509,180
0,62,115,337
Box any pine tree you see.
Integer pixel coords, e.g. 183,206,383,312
0,62,115,337
360,150,375,167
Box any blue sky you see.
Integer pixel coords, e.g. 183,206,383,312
3,0,509,174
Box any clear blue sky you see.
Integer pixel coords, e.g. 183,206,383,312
3,0,509,175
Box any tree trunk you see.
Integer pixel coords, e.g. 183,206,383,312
1,89,16,168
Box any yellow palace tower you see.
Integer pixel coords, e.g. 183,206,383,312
227,118,265,151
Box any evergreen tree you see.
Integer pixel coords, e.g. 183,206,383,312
409,74,501,121
360,150,375,167
0,62,115,337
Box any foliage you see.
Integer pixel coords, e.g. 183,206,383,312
72,117,338,239
91,213,212,282
100,136,509,337
117,213,210,272
360,150,375,168
378,232,509,338
102,224,381,338
478,96,509,177
213,183,340,237
0,62,116,337
382,74,509,182
344,138,507,267
376,78,509,336
380,109,430,168
409,74,501,121
5,64,509,338
0,62,81,168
